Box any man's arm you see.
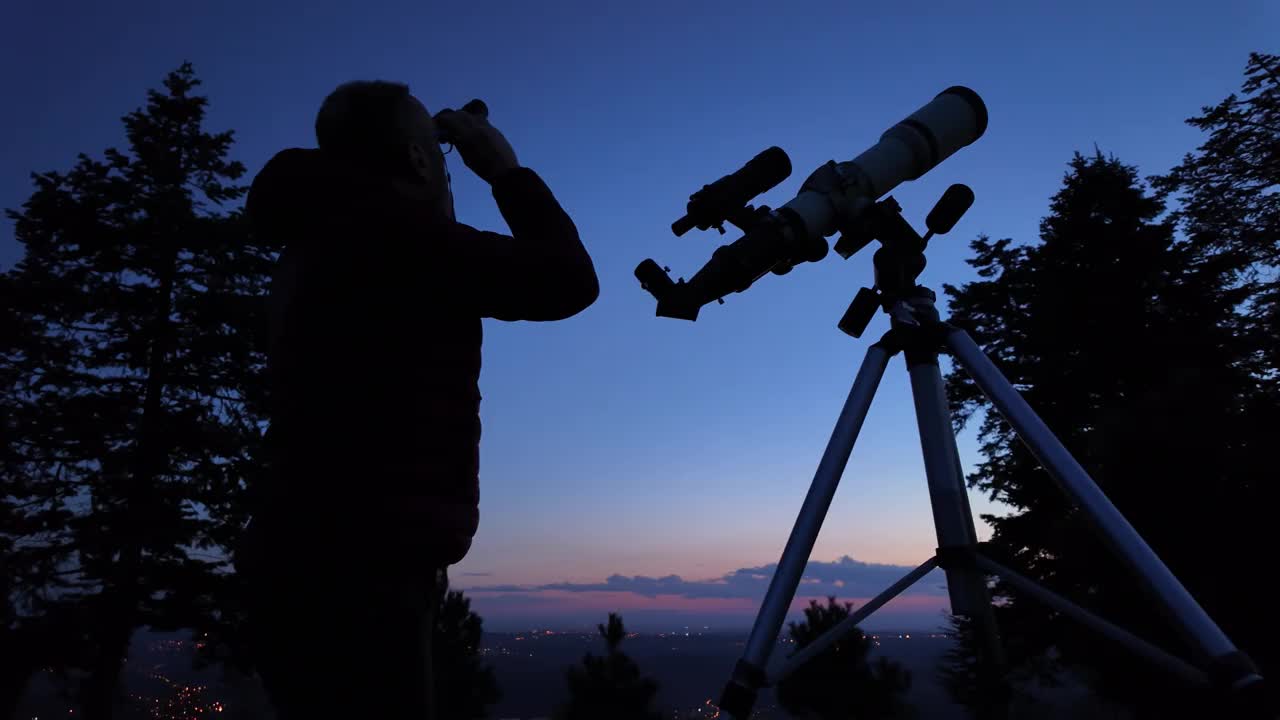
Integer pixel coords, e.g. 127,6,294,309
432,108,598,321
443,167,599,322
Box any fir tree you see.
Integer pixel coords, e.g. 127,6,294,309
2,62,278,718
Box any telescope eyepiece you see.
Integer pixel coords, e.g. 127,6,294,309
635,259,675,295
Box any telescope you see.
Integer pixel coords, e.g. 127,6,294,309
635,86,988,321
635,87,1273,719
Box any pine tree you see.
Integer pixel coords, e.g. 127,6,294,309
1,270,85,718
943,150,1267,717
1147,47,1280,690
556,613,664,720
937,613,1035,720
2,63,278,718
775,597,913,719
1152,52,1279,378
433,572,502,719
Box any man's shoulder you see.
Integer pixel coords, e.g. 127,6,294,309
252,148,328,192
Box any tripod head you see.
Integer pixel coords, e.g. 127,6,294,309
837,183,974,338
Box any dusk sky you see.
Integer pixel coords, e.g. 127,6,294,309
3,0,1273,631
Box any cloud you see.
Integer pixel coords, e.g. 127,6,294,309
457,571,492,577
463,556,947,601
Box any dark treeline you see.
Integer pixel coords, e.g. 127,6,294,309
3,53,1275,719
776,598,913,719
940,52,1278,719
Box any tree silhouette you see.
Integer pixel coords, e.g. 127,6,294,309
775,597,913,719
937,613,1032,720
944,146,1270,717
433,571,502,719
1152,52,1279,367
556,613,663,720
2,63,277,718
1146,46,1280,695
1,269,85,717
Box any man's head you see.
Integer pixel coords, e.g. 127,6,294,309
315,80,453,218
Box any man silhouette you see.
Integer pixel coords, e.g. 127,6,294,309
240,81,598,719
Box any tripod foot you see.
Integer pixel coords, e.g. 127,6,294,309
1208,652,1273,718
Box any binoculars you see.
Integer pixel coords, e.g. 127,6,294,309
435,99,489,146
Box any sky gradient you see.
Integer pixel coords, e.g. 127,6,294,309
3,0,1274,630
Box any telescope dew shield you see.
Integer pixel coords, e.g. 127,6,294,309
853,86,987,198
782,87,987,242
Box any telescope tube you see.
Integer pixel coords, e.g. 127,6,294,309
637,87,988,320
783,86,987,242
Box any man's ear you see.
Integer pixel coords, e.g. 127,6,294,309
406,142,432,182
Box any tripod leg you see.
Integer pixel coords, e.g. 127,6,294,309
906,353,1006,671
719,343,893,720
945,327,1261,686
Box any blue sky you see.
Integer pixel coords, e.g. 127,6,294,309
3,0,1273,630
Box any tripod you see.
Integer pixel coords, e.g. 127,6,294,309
715,190,1267,719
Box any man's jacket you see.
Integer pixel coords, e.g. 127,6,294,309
245,149,598,565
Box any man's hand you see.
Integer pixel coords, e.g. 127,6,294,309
434,109,520,184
